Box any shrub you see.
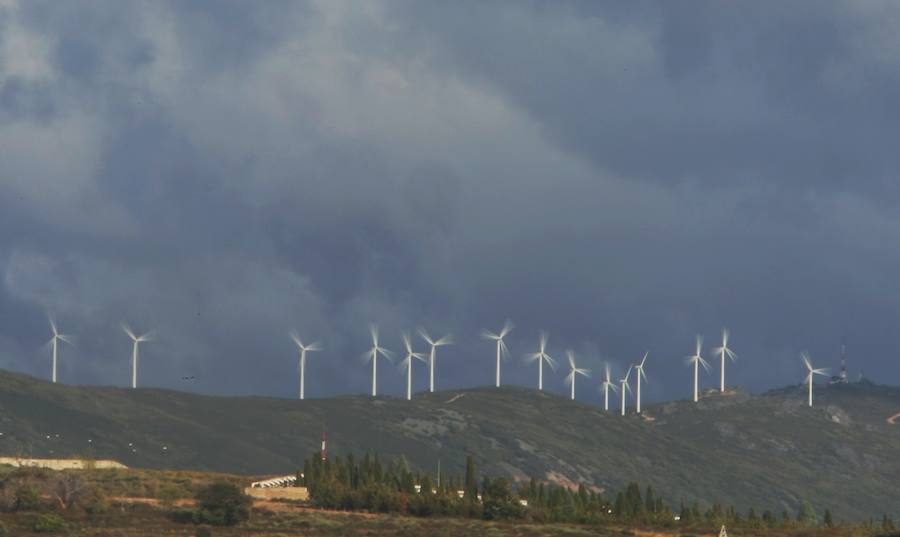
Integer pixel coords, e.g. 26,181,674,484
82,489,110,515
194,482,251,526
0,519,8,537
169,508,195,524
15,484,42,511
31,512,67,533
196,525,213,537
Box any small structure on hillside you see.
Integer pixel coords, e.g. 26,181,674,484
250,475,297,488
0,457,126,470
246,474,308,501
719,525,728,537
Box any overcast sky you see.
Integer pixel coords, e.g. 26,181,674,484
2,1,899,403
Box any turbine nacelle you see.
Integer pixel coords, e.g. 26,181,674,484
122,323,154,343
419,328,453,348
564,351,591,385
290,330,322,353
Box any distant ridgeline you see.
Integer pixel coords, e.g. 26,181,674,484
298,452,891,530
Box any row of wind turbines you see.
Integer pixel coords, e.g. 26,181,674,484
289,323,832,410
46,317,153,389
42,317,831,409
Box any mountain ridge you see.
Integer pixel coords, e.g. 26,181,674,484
0,369,897,520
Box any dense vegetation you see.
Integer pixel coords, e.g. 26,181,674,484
300,451,898,532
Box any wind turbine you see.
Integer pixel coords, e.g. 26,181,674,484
482,321,513,387
686,335,710,402
122,324,154,389
419,328,452,393
600,363,618,411
400,333,427,400
619,365,633,416
801,352,829,407
362,325,393,397
633,352,649,413
289,331,321,400
46,316,74,383
525,332,557,391
564,351,590,400
711,328,738,392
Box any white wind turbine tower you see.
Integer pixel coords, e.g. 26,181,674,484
525,332,557,391
619,365,633,416
711,328,738,392
564,351,590,400
289,331,321,400
362,325,393,397
634,352,649,413
400,333,427,400
481,321,513,387
122,324,154,389
801,352,829,407
419,328,452,393
46,316,74,383
600,363,618,411
686,335,710,402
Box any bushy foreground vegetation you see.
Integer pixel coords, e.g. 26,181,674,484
0,461,895,536
301,451,897,532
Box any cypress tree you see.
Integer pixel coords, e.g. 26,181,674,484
614,491,626,517
645,485,656,513
464,455,478,499
824,508,833,528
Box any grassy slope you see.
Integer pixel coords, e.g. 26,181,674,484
0,369,897,520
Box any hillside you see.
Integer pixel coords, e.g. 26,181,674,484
0,369,897,520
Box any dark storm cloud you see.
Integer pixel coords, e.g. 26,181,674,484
1,0,899,403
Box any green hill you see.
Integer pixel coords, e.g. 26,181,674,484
0,369,897,520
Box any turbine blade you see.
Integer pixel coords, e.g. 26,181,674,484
305,341,322,352
801,352,812,371
369,324,379,346
289,330,304,348
121,323,137,341
698,355,711,372
48,314,58,336
139,330,155,342
57,334,75,346
481,330,499,340
403,332,413,354
566,350,576,370
499,321,513,338
418,327,434,345
435,335,452,346
609,382,619,393
640,351,648,367
539,331,548,353
544,353,558,371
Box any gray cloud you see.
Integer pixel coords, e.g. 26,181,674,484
1,0,898,403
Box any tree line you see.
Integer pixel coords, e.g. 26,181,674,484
299,452,882,529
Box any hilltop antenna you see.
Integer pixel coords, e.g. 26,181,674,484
437,459,441,488
320,430,327,461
